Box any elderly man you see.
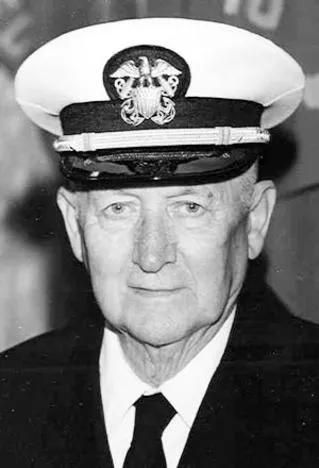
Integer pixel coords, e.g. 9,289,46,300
1,18,319,468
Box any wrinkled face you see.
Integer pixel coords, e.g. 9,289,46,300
59,176,275,347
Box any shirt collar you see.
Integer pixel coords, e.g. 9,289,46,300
160,310,235,427
100,310,235,433
99,328,149,433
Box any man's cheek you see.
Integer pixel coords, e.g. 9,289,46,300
85,236,132,277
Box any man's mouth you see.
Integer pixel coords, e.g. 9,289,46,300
130,286,185,297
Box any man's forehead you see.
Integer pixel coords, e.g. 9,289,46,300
80,182,234,204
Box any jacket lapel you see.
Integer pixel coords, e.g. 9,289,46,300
44,319,114,468
176,311,249,467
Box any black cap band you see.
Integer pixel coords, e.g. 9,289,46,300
61,98,263,134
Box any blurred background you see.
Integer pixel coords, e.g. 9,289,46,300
0,0,319,351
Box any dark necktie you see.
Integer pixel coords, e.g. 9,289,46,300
123,392,176,468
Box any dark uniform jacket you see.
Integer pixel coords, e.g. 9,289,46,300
1,283,319,467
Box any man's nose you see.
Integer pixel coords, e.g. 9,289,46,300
132,212,177,273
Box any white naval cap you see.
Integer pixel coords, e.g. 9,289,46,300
15,18,305,186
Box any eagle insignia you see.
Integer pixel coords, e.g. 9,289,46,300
104,46,190,127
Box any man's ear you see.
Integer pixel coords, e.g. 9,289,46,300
56,187,83,263
247,180,277,259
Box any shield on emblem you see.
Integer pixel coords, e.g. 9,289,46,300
134,85,162,119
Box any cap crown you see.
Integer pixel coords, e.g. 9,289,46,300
15,18,304,135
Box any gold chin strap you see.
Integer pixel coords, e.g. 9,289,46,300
53,127,270,153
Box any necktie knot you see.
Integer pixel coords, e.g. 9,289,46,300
134,393,176,437
123,393,176,468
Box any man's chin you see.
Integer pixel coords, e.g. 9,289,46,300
122,316,190,349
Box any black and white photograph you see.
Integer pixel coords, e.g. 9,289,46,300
1,1,319,466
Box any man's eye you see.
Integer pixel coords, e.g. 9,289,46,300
109,203,126,214
103,202,130,216
184,202,202,214
173,201,205,217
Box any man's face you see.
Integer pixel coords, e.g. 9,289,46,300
58,175,275,347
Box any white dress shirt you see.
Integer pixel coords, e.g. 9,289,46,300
99,311,235,468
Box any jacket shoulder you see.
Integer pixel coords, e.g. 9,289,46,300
0,318,103,371
238,282,319,348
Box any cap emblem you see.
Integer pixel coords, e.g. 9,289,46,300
104,46,191,127
110,56,182,126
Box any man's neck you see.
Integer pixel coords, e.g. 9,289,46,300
118,312,233,387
